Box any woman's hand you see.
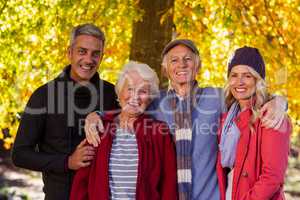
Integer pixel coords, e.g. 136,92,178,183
84,112,103,147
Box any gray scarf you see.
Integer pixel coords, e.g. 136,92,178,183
219,101,241,168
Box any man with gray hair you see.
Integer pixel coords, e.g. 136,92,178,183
11,23,119,200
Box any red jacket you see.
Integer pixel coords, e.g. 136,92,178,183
70,113,178,200
216,108,291,200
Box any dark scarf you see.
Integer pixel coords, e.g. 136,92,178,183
169,81,199,200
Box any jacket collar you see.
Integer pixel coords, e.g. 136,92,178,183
167,80,199,98
102,112,152,139
55,65,102,97
57,65,100,85
234,108,252,129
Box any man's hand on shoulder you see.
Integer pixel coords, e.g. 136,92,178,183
260,95,287,130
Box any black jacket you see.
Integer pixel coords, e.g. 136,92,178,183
11,65,119,200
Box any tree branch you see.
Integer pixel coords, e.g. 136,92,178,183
0,0,8,16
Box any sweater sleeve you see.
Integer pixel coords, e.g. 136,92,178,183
70,166,91,200
159,122,179,200
241,118,291,200
11,85,67,173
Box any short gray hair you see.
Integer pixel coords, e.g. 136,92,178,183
161,48,201,81
70,23,105,47
161,50,201,72
115,61,160,99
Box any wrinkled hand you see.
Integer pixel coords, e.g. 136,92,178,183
68,139,96,170
84,112,103,147
259,96,287,130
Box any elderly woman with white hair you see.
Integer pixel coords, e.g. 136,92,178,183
70,61,178,200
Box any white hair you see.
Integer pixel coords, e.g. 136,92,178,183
115,61,160,99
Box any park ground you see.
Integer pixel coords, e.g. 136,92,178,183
0,148,299,200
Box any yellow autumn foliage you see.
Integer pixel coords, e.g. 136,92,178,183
0,0,299,149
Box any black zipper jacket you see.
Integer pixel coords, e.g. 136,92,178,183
11,65,119,200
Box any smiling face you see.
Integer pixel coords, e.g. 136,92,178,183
68,34,103,83
165,45,199,87
118,71,152,118
228,65,257,106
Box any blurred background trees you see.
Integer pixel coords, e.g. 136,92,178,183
0,0,299,150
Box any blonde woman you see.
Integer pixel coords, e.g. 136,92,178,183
216,46,291,200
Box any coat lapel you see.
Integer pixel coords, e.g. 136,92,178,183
232,110,251,199
91,121,114,200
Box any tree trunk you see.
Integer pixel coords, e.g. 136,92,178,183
130,0,174,88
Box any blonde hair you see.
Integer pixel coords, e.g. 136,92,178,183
224,66,271,131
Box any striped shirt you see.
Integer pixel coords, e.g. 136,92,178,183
109,128,138,200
